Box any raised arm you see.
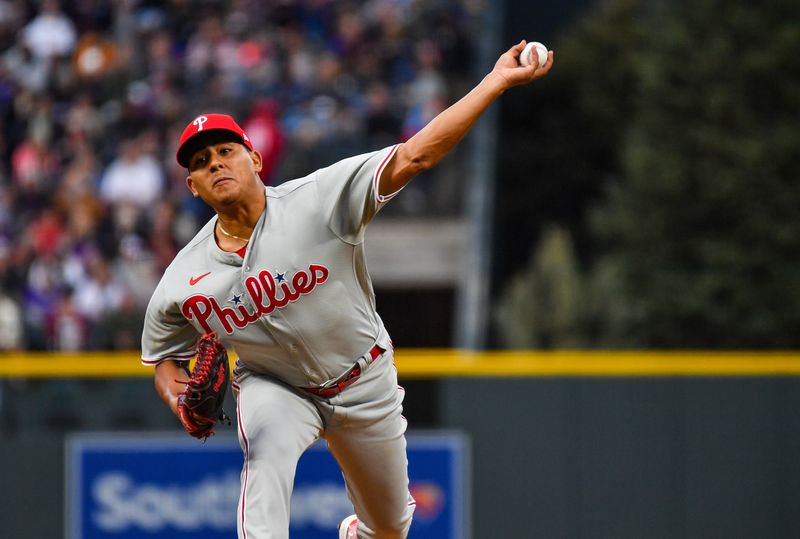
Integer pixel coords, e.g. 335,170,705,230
379,40,554,196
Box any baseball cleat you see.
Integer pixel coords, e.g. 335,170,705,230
338,514,358,539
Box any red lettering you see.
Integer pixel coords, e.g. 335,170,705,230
181,263,331,335
259,270,289,309
280,281,300,302
182,296,215,334
293,271,311,293
259,270,282,307
244,276,268,313
310,264,329,284
237,304,261,325
213,299,246,334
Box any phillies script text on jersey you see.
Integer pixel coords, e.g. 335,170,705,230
181,263,330,334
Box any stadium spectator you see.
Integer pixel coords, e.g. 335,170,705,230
20,0,76,61
0,278,23,350
72,252,127,323
46,287,88,351
0,0,480,350
98,134,164,207
242,99,284,184
0,291,23,349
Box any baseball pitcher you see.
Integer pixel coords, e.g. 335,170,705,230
142,40,553,539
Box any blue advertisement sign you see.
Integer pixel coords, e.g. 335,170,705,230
65,432,469,539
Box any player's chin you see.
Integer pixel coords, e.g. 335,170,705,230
211,179,240,196
206,186,241,206
214,193,242,207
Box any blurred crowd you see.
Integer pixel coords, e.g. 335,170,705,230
0,0,479,351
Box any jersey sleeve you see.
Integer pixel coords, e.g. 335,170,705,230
140,278,199,366
313,144,400,244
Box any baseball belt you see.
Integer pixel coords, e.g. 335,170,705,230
301,344,384,398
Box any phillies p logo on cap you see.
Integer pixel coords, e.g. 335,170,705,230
176,113,254,167
192,115,209,131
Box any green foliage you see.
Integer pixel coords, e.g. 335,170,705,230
491,0,647,286
493,0,644,349
588,0,800,347
495,225,585,348
494,0,800,348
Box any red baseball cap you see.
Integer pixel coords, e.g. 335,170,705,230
176,113,254,168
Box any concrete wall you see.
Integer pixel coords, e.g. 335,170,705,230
441,377,800,538
2,377,799,538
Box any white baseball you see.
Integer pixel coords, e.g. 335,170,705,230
520,41,548,68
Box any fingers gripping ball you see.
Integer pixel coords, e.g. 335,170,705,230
177,332,232,440
520,41,548,68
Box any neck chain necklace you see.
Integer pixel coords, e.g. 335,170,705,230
217,221,250,242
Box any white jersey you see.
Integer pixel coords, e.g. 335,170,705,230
141,145,401,387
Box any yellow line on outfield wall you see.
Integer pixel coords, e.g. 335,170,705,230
1,350,800,378
397,350,800,377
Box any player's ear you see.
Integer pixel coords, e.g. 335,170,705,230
186,175,200,197
249,150,263,173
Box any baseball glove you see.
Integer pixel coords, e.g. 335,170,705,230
177,332,231,440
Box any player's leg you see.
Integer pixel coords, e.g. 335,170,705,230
324,353,415,538
234,374,324,539
326,410,414,539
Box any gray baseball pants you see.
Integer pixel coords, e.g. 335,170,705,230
234,350,414,538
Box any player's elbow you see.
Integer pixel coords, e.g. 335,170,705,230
397,144,436,177
383,146,430,190
413,155,436,175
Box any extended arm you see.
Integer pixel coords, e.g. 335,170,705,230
379,40,554,196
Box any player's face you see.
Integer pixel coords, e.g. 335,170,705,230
185,142,263,207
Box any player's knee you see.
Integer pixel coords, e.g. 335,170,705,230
368,510,413,539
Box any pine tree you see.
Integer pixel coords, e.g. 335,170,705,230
589,0,800,347
495,225,584,348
